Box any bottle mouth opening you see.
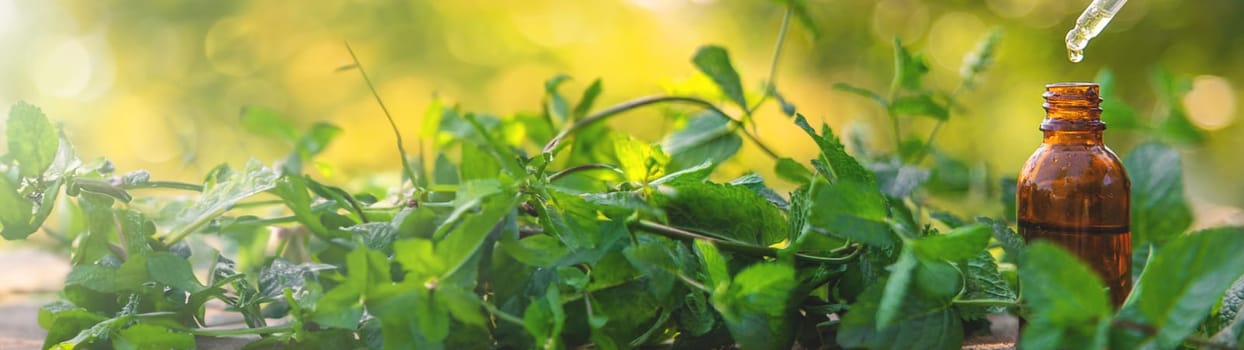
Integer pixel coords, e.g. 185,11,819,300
1046,82,1099,88
1044,82,1101,111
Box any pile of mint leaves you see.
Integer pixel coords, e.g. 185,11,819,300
3,4,1244,350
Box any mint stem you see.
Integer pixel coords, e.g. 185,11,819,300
746,7,793,116
344,42,420,190
121,181,204,192
951,298,1017,307
189,324,293,337
633,220,857,264
542,96,779,160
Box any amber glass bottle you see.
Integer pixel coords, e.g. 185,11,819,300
1017,82,1131,307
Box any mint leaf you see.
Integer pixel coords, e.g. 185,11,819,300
891,38,929,93
270,175,331,237
167,159,278,242
1019,242,1111,350
976,216,1024,261
674,291,715,336
694,240,730,290
285,122,342,174
911,224,991,262
1123,142,1192,247
544,75,571,123
536,189,626,258
39,303,106,348
573,78,603,119
460,136,502,182
240,106,299,143
875,247,962,328
112,324,194,350
53,315,131,349
774,157,813,183
367,281,449,347
436,189,519,281
796,115,891,247
576,280,662,348
832,83,887,108
959,252,1017,320
727,174,788,210
661,110,742,172
649,161,712,187
315,283,365,330
436,284,487,327
147,252,205,292
258,258,335,299
714,263,797,350
612,134,668,183
421,99,447,141
656,180,788,245
623,237,679,299
1210,278,1244,347
793,114,875,185
0,174,34,239
692,46,747,110
839,282,964,350
877,249,917,327
7,101,60,178
524,284,566,349
807,180,893,248
1116,227,1244,349
889,94,948,120
394,238,446,279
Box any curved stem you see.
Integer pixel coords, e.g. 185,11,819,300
345,42,420,188
633,220,857,264
133,311,179,319
121,181,204,192
231,200,285,209
542,96,779,160
913,84,966,164
547,163,623,183
951,298,1017,307
747,7,793,115
190,325,294,337
478,297,526,327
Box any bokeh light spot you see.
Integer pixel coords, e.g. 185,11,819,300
986,0,1037,18
926,12,986,73
31,38,92,98
872,0,929,42
1183,75,1236,131
0,0,16,35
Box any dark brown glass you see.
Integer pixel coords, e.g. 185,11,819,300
1017,83,1131,307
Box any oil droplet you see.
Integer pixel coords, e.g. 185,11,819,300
1067,48,1084,63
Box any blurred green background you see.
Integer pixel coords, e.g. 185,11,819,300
0,0,1241,222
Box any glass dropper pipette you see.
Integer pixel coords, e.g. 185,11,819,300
1065,0,1128,62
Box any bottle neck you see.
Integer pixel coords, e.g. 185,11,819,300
1041,82,1105,144
1042,130,1103,144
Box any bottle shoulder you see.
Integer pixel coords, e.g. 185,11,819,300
1018,143,1130,188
